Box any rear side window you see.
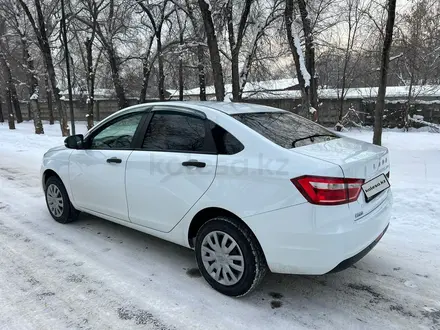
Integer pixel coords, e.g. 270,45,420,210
143,112,206,152
232,112,338,148
209,121,244,155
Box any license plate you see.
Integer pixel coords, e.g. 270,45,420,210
362,174,390,201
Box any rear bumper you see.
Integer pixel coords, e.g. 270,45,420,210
327,223,389,273
244,189,393,275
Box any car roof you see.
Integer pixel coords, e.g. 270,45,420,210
181,101,285,115
120,101,285,116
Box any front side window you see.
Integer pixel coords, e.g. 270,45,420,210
143,112,206,152
232,111,338,148
90,113,144,149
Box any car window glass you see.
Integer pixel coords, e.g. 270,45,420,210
209,121,244,155
232,112,338,149
90,113,144,149
143,112,206,152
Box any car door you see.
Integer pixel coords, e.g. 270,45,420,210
69,111,147,220
125,106,218,232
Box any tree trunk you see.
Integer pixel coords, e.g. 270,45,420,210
85,38,95,130
0,53,23,123
30,97,44,134
226,0,253,102
179,31,184,101
107,47,127,109
0,96,4,122
48,62,69,135
19,0,69,135
339,66,348,121
226,0,239,101
285,0,308,108
6,88,15,129
10,80,23,123
45,74,54,124
373,0,397,146
198,0,225,101
21,28,38,122
185,1,206,101
139,57,151,104
60,0,75,135
297,0,317,109
157,37,165,101
139,36,154,104
231,51,240,101
197,44,206,101
404,74,414,131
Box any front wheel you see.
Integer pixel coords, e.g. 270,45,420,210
45,176,79,224
195,217,267,297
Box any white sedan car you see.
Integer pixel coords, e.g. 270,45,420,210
41,102,392,297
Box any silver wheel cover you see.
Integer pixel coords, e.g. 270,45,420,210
47,184,64,217
201,231,245,286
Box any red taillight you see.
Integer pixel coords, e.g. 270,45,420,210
291,176,364,205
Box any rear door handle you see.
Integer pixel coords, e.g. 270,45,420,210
107,157,122,164
182,160,206,168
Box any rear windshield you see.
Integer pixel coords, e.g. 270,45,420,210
232,111,339,148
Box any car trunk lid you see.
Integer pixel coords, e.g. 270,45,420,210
291,137,391,218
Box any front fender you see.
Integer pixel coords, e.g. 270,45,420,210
41,148,74,205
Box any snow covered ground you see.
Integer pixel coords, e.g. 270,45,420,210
0,121,439,330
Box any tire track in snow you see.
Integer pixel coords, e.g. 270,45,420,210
1,151,440,330
0,165,298,330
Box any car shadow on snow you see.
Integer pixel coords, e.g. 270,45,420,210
68,213,433,329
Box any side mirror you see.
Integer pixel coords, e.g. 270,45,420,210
64,134,84,149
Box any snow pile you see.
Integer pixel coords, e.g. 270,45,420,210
408,115,440,132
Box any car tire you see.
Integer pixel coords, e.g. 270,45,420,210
195,216,267,297
45,176,79,224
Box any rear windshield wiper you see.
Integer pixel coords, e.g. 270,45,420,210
291,134,336,148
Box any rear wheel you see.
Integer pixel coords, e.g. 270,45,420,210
45,176,79,224
195,216,267,297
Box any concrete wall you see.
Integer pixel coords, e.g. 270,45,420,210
2,97,439,128
242,98,366,126
1,98,151,123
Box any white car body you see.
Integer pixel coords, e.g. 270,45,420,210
41,101,392,277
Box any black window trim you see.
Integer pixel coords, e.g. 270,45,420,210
83,109,151,150
135,106,217,154
207,119,245,155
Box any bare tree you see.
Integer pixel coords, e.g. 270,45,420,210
18,0,69,136
77,0,131,109
285,0,310,112
335,0,366,121
175,6,187,101
60,0,75,134
373,0,397,146
70,0,103,129
238,0,284,98
297,0,317,110
138,34,154,103
137,0,174,101
0,15,23,123
198,0,224,101
224,0,253,101
390,0,440,128
178,0,207,100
